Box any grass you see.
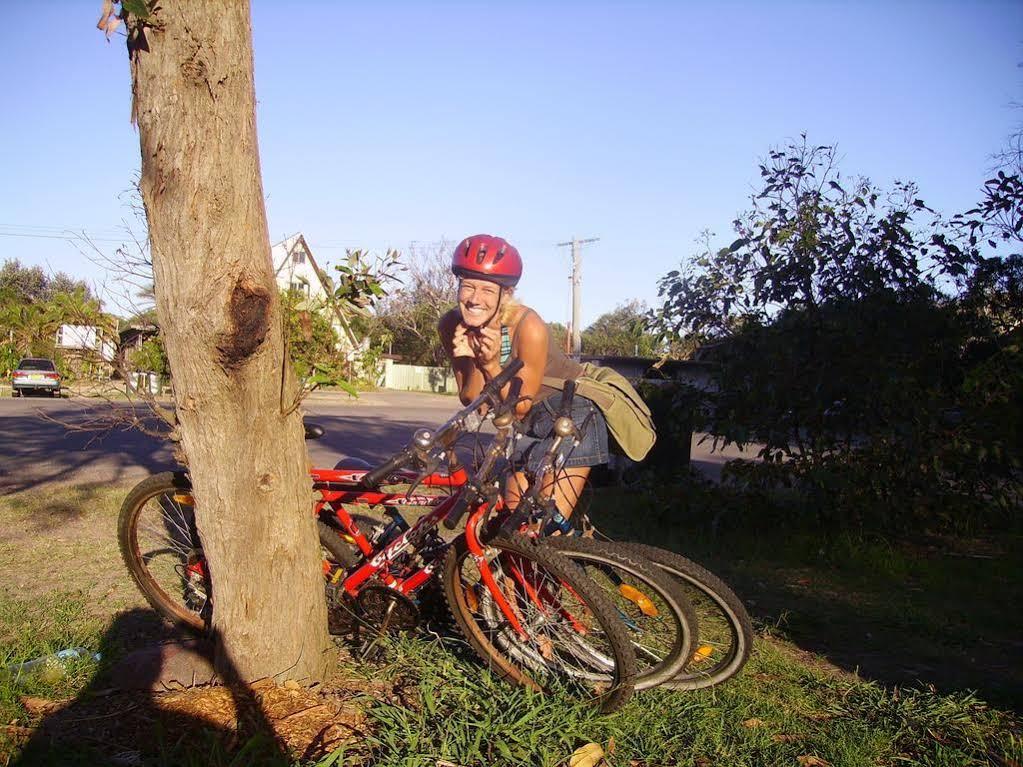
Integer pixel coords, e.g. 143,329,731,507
0,479,1020,766
585,476,1023,711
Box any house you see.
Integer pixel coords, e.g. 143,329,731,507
55,324,116,378
117,321,160,373
273,234,329,302
272,233,364,356
119,322,159,354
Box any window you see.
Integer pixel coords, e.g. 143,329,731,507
18,358,56,371
292,248,306,264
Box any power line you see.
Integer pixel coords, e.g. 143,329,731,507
0,231,127,244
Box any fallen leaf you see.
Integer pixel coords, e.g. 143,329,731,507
742,717,766,728
797,756,831,767
568,742,605,767
18,696,58,715
606,736,616,755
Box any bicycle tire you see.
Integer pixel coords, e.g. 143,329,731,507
544,536,698,690
119,472,358,634
441,532,636,713
118,472,209,632
618,542,754,690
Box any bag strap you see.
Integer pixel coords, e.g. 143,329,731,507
543,374,616,412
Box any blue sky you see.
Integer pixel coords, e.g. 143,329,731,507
1,1,1020,326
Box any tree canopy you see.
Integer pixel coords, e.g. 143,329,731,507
651,136,1022,533
581,300,658,357
0,259,109,377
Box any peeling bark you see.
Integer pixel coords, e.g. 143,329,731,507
127,0,331,682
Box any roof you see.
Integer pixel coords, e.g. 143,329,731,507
580,354,717,376
271,233,358,348
273,234,329,285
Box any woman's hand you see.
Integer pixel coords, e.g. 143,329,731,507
467,325,502,374
451,324,474,358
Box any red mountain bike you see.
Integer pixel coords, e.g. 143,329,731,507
119,361,642,711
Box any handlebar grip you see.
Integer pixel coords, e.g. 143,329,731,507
482,358,524,400
442,496,472,530
558,379,577,418
361,448,413,489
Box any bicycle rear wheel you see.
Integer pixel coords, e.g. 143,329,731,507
545,536,698,690
620,543,754,690
441,532,636,713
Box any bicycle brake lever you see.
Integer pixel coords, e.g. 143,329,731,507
405,454,440,498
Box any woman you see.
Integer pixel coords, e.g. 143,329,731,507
438,234,609,522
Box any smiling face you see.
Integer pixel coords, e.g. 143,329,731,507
457,278,502,327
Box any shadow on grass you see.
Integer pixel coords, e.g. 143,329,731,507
587,486,1023,713
11,609,291,766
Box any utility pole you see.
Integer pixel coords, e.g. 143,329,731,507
557,236,599,356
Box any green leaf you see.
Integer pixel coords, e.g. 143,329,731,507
337,379,359,397
122,0,151,19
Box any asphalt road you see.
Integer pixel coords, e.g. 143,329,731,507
0,391,753,494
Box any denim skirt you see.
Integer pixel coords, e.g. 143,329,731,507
511,394,610,473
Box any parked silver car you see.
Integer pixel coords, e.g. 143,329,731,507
11,358,62,397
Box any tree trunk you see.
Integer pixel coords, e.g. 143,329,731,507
128,0,331,682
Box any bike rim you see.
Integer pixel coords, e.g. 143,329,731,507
459,547,619,689
575,559,687,682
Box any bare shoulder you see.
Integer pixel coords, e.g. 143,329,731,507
512,305,547,343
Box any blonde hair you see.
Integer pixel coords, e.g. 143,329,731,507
499,289,521,325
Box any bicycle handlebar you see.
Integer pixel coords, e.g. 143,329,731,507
427,358,524,447
360,446,418,489
361,358,525,489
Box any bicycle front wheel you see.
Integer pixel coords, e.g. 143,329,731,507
545,536,698,690
441,533,637,713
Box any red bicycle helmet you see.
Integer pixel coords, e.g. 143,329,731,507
451,234,522,287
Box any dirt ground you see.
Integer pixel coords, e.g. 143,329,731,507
0,481,419,764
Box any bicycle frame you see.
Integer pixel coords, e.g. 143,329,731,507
308,462,546,638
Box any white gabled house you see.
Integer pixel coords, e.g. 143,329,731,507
271,233,366,356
